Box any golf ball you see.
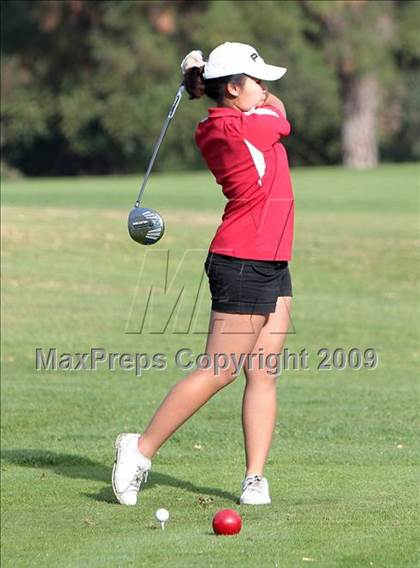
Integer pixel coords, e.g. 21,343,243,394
155,508,170,522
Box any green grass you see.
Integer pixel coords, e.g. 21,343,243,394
1,164,420,567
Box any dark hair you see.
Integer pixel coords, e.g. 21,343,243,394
183,66,246,105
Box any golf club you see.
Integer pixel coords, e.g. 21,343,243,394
128,84,185,245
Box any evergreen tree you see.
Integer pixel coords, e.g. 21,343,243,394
1,0,418,175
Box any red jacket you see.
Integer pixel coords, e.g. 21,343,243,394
195,104,294,261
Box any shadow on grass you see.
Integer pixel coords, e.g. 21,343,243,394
1,449,238,504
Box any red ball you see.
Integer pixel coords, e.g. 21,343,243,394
212,509,242,536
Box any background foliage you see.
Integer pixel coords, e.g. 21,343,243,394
1,0,419,176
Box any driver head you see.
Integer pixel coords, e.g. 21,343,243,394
128,206,165,245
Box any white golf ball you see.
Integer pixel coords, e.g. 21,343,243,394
155,508,170,523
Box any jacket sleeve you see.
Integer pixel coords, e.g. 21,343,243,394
241,104,291,151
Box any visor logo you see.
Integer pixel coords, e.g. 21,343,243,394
250,52,259,62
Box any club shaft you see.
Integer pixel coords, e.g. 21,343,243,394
135,85,185,207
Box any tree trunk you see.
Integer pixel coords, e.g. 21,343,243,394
341,73,379,169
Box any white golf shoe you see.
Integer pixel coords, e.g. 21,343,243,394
240,474,271,505
112,433,151,506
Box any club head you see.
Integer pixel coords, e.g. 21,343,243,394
128,206,165,245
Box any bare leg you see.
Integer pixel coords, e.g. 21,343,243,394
138,311,267,459
242,296,292,476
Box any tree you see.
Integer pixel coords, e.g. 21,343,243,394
1,0,418,175
299,0,398,169
381,0,420,162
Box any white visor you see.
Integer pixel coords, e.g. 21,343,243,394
203,42,287,81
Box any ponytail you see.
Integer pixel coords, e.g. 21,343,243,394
183,66,206,100
181,49,246,105
184,67,246,105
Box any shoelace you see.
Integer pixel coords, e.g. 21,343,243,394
244,475,263,492
128,465,149,491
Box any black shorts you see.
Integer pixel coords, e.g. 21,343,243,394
204,252,293,315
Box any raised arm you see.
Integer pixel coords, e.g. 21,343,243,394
262,92,287,118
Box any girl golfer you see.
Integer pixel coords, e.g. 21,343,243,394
112,42,294,506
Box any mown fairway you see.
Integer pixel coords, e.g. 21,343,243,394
1,164,419,567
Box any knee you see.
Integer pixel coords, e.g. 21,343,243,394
195,352,242,388
244,369,278,388
202,364,240,388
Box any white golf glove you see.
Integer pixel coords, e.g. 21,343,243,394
180,50,205,75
